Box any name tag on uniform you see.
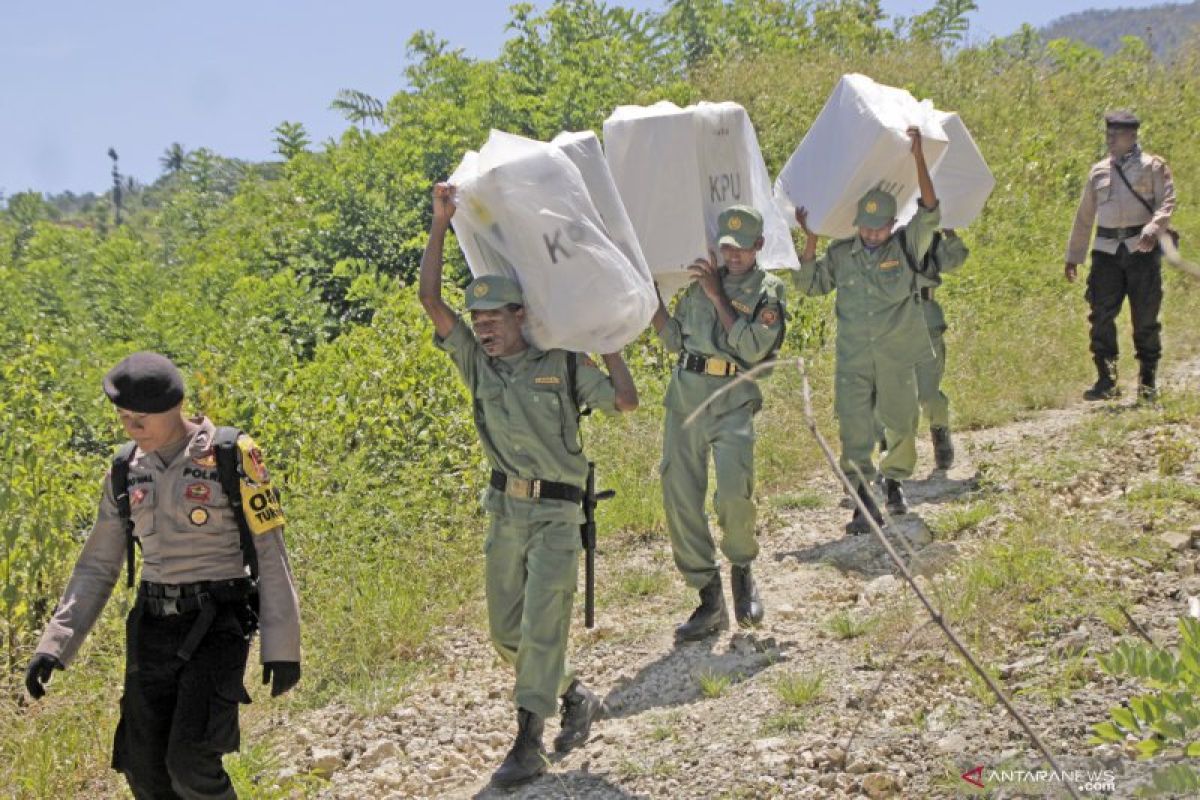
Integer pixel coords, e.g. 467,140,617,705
731,300,753,314
880,260,900,271
534,376,561,385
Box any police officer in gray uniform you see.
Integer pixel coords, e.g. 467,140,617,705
25,352,301,800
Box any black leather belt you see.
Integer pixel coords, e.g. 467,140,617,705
678,352,738,377
490,470,583,503
1097,225,1145,240
139,578,254,617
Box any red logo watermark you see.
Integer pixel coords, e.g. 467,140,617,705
962,765,985,788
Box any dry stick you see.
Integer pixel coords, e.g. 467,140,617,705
796,357,1081,800
1160,232,1200,281
1119,606,1157,646
843,618,936,755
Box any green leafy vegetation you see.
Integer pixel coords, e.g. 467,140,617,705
2,0,1199,794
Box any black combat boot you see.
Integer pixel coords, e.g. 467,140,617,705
730,564,764,626
553,680,603,753
491,708,548,788
1138,363,1158,403
845,483,884,535
1083,358,1120,401
884,478,908,515
675,572,728,641
931,426,954,470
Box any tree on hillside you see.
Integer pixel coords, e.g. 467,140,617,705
107,147,122,226
331,89,385,127
909,0,978,47
273,121,311,161
160,142,187,175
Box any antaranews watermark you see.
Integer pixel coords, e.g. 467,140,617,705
962,764,1117,794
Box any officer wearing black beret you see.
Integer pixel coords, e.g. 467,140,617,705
26,351,302,799
1066,110,1177,401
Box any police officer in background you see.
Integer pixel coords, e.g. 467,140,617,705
1065,110,1176,402
420,183,638,788
25,351,301,800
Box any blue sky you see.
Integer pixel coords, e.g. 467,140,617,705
0,0,1174,196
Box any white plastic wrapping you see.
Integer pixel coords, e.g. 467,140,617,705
897,111,994,228
448,130,658,353
604,100,798,297
774,74,951,239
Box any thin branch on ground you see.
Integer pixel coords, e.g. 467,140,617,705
795,356,1081,800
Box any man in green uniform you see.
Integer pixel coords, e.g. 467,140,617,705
651,205,787,641
876,229,969,470
25,351,301,800
420,183,638,788
794,127,940,533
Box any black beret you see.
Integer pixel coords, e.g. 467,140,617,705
102,351,185,413
1105,110,1140,129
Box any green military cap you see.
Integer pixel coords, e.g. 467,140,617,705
717,205,764,249
103,351,185,413
854,187,897,229
1104,109,1140,130
465,274,524,311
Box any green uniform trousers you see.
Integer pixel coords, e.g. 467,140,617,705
661,403,758,589
485,513,578,719
839,364,919,488
916,325,950,429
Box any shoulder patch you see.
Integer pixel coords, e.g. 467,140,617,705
236,436,270,484
757,307,780,326
579,355,598,369
235,435,285,534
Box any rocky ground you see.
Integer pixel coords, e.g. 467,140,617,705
260,360,1200,799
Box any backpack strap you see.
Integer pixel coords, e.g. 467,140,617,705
112,442,138,588
1112,159,1157,216
213,427,260,581
566,351,591,418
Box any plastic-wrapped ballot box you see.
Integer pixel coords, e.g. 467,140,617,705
448,130,657,354
897,111,994,229
774,74,950,239
604,101,799,298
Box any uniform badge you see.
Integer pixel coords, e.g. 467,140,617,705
879,260,900,271
758,308,780,325
728,216,743,231
185,482,212,503
534,376,561,385
731,299,752,314
192,449,217,468
866,200,879,214
131,488,147,506
237,437,270,484
189,507,209,526
473,283,489,298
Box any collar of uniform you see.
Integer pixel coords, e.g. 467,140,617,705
187,416,218,459
1118,144,1143,165
494,344,543,371
851,236,890,257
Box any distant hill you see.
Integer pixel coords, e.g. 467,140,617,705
1041,1,1200,57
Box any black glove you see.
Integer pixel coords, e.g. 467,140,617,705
25,653,63,700
262,661,301,697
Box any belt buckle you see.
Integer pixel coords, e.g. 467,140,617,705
507,477,532,498
705,359,728,377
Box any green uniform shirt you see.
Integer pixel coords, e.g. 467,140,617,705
437,317,618,523
793,203,942,371
656,267,786,416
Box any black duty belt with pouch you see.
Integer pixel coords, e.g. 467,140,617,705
679,352,738,377
1096,225,1146,240
139,578,255,618
490,470,583,503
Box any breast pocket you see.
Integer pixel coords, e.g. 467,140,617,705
178,480,235,532
1095,175,1113,205
130,485,156,539
529,388,581,455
